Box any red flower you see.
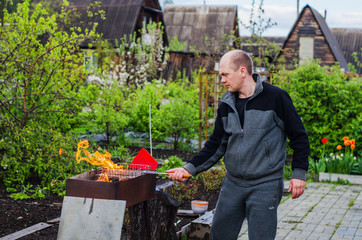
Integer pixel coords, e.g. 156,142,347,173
321,138,328,144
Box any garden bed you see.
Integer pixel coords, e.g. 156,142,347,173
0,147,220,239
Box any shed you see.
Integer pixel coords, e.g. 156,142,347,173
163,5,239,80
279,4,348,71
331,28,362,74
163,5,239,53
66,0,168,47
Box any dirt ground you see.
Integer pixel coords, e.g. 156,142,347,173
0,148,220,239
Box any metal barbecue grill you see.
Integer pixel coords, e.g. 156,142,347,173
65,165,156,207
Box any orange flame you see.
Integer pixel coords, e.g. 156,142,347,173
76,140,123,182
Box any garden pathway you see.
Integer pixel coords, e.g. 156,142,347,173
237,181,362,240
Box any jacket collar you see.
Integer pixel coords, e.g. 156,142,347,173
220,73,263,106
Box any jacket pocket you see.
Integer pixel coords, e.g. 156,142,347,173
264,140,277,168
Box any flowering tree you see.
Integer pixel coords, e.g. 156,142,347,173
110,22,169,91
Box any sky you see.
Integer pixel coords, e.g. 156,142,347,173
161,0,362,36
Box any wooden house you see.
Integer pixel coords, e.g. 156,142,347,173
66,0,168,47
331,28,362,74
163,5,239,80
279,5,348,72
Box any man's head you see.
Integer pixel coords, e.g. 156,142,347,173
222,50,253,75
219,50,254,95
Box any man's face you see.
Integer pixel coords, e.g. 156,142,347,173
219,57,244,93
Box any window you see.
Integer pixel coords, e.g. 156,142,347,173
299,37,314,64
83,51,98,71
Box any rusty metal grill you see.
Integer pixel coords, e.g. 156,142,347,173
65,165,156,207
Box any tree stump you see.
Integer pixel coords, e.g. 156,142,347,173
128,190,179,240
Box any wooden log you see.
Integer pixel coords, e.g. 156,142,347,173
128,190,179,240
189,210,214,240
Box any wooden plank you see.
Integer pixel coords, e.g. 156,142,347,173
189,210,214,240
0,222,52,240
177,209,200,217
47,217,61,223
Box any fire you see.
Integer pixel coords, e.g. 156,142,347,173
76,140,124,182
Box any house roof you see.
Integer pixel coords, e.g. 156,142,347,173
67,0,165,46
163,5,239,52
331,28,362,74
282,4,348,71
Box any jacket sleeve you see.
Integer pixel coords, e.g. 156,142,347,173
279,90,310,180
183,105,228,176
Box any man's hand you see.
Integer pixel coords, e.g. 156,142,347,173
166,167,191,182
288,178,305,199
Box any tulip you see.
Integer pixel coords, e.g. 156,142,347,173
351,144,356,150
336,145,342,150
322,138,328,144
343,136,349,141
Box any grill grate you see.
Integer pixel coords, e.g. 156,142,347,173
95,164,151,182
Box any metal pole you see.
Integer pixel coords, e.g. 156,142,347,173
149,103,152,156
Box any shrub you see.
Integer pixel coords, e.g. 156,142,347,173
274,61,361,159
0,125,92,198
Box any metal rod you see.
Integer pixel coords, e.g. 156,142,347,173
149,103,152,156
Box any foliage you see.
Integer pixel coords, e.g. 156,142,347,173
73,77,130,147
347,48,362,74
323,136,360,174
153,80,199,150
198,161,226,192
110,21,169,91
0,126,92,198
125,83,164,133
157,155,184,174
168,35,187,52
0,0,100,198
308,158,326,176
153,99,199,150
0,0,23,20
273,60,362,159
239,0,283,72
0,0,100,132
283,164,293,180
240,0,276,37
169,179,201,204
123,78,199,151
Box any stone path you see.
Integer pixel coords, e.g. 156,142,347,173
237,181,362,240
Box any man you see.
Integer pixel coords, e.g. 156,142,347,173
167,50,310,240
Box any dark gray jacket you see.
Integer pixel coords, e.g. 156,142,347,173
184,74,310,186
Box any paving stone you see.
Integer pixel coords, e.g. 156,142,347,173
237,182,361,240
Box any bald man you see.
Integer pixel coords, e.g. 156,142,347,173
167,50,310,240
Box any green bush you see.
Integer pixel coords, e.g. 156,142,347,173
0,125,92,198
274,61,361,159
126,83,164,133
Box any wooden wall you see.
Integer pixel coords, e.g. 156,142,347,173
280,8,337,68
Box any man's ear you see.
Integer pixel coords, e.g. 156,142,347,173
239,67,247,77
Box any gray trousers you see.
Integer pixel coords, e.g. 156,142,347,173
211,177,284,240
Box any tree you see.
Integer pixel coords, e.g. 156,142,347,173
0,0,98,132
239,0,283,73
0,0,99,196
110,22,169,91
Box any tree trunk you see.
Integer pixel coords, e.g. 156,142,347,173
128,190,179,240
